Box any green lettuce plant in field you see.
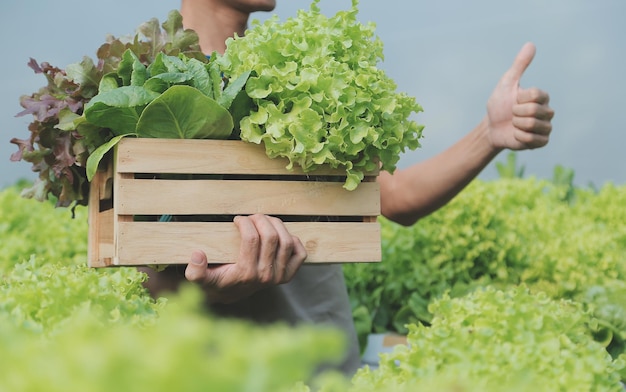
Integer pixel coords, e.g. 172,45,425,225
344,176,626,369
1,256,162,334
350,286,626,392
0,184,89,271
0,286,346,392
0,185,347,391
0,184,162,333
3,170,626,389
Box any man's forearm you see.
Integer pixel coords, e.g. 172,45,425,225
379,117,502,226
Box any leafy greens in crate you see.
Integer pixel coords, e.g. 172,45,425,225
10,0,425,210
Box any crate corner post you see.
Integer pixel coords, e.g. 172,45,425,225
87,161,115,268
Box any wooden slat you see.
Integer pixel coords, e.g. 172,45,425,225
87,138,383,267
116,137,379,176
97,209,115,266
113,169,134,264
88,169,114,267
87,170,100,267
116,178,381,216
115,221,381,265
100,161,114,200
97,209,114,251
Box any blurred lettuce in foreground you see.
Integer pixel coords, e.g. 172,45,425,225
0,286,346,392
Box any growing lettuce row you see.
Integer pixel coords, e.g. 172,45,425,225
344,177,626,385
1,178,625,390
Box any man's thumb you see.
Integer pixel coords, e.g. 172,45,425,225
505,42,536,83
185,250,208,282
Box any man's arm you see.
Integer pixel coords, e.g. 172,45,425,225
380,42,554,226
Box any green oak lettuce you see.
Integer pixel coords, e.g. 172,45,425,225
0,186,347,391
351,286,626,392
344,173,626,377
217,0,425,190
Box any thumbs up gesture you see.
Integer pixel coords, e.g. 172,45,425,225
487,42,555,150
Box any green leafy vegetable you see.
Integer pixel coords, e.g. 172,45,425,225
344,172,626,375
0,186,346,391
2,172,626,389
217,0,425,190
81,48,243,179
82,48,236,138
136,85,233,139
9,10,207,208
351,286,626,392
86,134,135,182
84,86,161,135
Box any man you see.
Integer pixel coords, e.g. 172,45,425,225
144,0,554,376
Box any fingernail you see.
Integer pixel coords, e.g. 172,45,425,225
191,251,204,265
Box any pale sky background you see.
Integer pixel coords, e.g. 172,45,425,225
1,1,624,190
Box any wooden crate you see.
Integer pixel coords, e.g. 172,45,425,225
88,138,381,267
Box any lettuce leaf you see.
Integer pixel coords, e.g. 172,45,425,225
10,10,208,208
136,85,233,139
217,0,425,190
80,49,245,179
